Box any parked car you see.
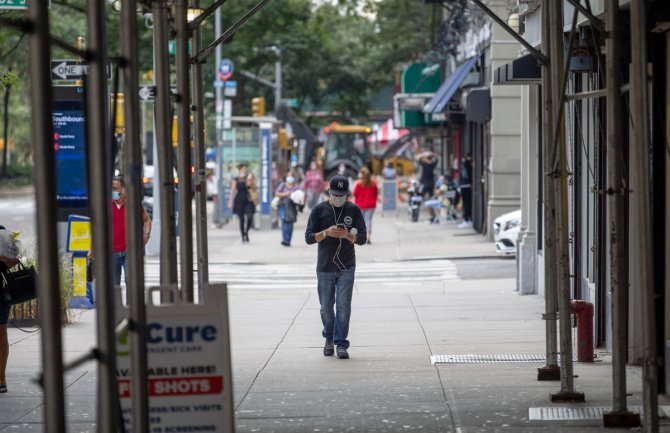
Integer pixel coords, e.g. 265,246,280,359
144,164,190,198
493,209,522,255
143,164,155,197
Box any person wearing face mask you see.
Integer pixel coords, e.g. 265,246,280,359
109,176,152,303
274,173,302,246
305,175,367,359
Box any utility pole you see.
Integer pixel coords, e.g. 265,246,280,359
537,0,560,383
214,6,223,226
191,0,210,300
153,0,179,299
175,0,195,302
273,45,281,111
548,0,582,402
630,0,658,430
602,0,640,427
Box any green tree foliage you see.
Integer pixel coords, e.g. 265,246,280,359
0,0,425,157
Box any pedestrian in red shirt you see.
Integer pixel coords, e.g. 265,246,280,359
352,167,378,244
304,161,325,209
111,176,152,303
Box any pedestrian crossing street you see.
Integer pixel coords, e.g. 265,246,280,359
143,259,460,290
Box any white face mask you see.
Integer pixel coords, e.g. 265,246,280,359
330,194,346,207
286,176,295,184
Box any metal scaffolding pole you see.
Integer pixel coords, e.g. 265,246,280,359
548,0,583,402
630,0,659,430
26,1,66,431
153,0,179,298
85,0,120,430
537,0,560,382
120,0,149,430
191,0,210,300
175,0,195,302
602,0,640,427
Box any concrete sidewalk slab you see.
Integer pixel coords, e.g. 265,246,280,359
3,208,670,432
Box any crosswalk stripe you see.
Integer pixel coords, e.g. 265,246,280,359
0,201,34,210
141,260,460,288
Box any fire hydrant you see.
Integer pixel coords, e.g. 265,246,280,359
571,300,594,362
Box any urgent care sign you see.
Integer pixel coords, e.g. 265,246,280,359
116,284,235,433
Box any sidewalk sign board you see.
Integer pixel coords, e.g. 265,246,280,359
65,214,94,309
116,284,235,433
53,86,90,221
218,128,260,219
382,180,397,216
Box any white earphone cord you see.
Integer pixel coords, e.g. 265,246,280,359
331,203,347,271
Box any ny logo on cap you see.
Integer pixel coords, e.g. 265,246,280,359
338,182,344,188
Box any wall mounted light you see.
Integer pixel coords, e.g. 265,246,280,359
187,7,205,23
507,13,520,33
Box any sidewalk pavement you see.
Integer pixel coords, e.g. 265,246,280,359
188,204,498,265
0,186,33,199
2,207,669,432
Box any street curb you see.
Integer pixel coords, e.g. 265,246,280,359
397,255,512,262
0,185,34,199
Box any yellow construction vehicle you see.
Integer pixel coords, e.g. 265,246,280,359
317,122,372,179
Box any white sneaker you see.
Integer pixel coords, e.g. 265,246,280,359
457,221,472,228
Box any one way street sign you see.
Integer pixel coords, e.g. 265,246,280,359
51,59,112,81
139,86,156,102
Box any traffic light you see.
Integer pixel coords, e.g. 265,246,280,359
278,128,289,150
251,97,266,117
141,69,154,82
172,115,178,147
172,115,195,147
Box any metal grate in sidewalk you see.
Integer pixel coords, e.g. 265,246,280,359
430,353,576,365
528,406,670,421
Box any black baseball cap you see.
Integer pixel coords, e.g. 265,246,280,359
329,175,349,195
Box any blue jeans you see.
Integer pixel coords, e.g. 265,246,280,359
361,208,374,234
278,205,294,244
112,251,129,302
317,268,355,349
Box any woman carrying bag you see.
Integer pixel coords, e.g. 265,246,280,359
228,163,254,243
0,225,20,393
274,174,302,247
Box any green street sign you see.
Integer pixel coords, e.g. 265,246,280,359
0,0,27,9
0,0,51,9
168,40,191,56
284,98,298,108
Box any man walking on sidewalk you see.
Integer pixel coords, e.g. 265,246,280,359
305,175,367,359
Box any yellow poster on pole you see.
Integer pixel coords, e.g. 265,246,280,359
72,256,87,297
68,220,91,252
